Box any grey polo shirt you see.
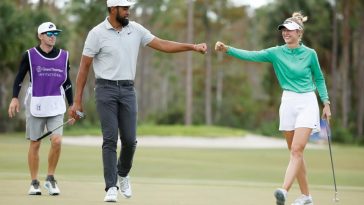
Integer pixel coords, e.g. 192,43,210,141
83,17,155,80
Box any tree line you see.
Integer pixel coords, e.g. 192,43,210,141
0,0,363,144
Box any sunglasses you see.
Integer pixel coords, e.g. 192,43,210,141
43,31,60,37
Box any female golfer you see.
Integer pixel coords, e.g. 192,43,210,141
215,12,331,205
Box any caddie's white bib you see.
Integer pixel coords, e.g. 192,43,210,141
25,87,66,117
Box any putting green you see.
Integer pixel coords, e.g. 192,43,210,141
0,135,363,204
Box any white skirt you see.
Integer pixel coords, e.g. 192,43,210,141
279,90,320,133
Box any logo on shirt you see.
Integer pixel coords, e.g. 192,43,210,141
35,66,64,73
36,66,42,73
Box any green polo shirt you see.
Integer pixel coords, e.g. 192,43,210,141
226,44,329,104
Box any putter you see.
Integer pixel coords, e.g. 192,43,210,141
321,119,339,203
36,111,85,141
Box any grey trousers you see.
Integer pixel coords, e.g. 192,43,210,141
95,80,137,191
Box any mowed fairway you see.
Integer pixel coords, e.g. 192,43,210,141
0,135,363,205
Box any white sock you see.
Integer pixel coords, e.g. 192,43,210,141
278,188,288,196
302,194,312,199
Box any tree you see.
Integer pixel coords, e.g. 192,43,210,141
330,0,339,116
339,0,352,128
0,0,59,131
354,0,364,141
201,0,212,125
185,0,194,125
357,19,364,140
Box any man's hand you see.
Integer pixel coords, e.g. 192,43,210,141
69,102,83,121
8,98,20,118
194,43,208,54
67,118,76,125
215,41,228,53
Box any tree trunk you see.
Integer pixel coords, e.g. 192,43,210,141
214,0,224,123
161,73,169,111
38,0,44,9
204,45,212,125
203,2,212,125
185,0,194,125
340,0,352,128
15,0,28,8
357,6,364,140
330,0,339,116
137,9,152,121
138,48,152,121
215,55,224,123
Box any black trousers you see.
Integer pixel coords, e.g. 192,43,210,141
95,79,137,191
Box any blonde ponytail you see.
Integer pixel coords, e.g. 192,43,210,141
291,11,308,29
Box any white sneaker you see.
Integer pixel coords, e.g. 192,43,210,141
104,187,118,202
291,195,314,205
274,188,287,205
118,175,132,198
28,180,41,195
44,176,60,195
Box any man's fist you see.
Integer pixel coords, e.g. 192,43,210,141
194,43,208,54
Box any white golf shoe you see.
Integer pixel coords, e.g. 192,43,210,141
118,175,132,198
44,176,60,195
28,180,41,195
274,188,288,205
104,187,118,202
291,195,314,205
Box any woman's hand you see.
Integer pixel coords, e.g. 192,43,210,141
215,41,228,52
322,103,332,123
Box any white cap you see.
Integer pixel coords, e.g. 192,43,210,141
107,0,136,7
37,22,62,34
278,20,303,31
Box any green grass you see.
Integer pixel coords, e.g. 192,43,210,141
0,134,363,205
63,124,248,137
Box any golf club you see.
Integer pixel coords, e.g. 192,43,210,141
36,111,85,141
322,119,339,203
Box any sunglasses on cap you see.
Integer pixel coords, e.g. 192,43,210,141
43,31,60,37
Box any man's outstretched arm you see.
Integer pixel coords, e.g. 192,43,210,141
148,37,207,54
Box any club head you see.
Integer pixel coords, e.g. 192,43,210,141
76,110,85,118
333,192,339,203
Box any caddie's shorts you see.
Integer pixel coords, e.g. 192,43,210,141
279,90,320,133
25,96,64,141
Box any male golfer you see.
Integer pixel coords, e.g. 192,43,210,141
69,0,207,202
8,22,73,196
